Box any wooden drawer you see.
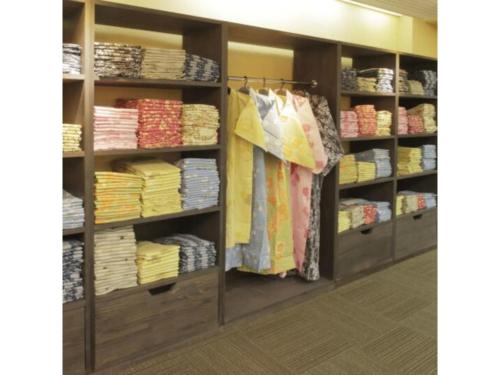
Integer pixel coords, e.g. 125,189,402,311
63,302,86,375
336,222,393,280
396,208,437,259
94,269,218,370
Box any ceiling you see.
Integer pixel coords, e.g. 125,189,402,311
351,0,437,21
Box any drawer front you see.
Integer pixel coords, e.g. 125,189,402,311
336,222,393,280
63,305,86,375
396,209,437,259
94,270,218,370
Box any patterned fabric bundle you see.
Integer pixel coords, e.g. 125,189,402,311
372,201,392,222
413,70,437,96
356,161,376,182
140,48,186,80
421,144,437,170
341,68,357,91
155,234,216,273
63,43,81,74
342,199,378,225
398,107,409,135
340,110,359,138
398,147,423,176
397,191,437,215
176,158,219,210
94,42,142,78
63,239,84,303
184,53,220,81
94,106,138,150
399,69,410,94
356,77,377,92
338,211,351,233
136,241,180,284
408,103,437,133
339,201,364,229
408,80,425,95
358,68,394,93
398,191,420,214
94,226,138,295
396,195,404,216
423,192,437,208
339,154,358,184
63,190,84,229
355,148,392,178
114,159,182,217
181,104,220,145
63,123,82,152
376,110,392,136
94,172,142,223
408,114,425,134
116,99,182,148
354,105,377,136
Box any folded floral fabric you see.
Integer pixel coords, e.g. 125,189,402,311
140,48,186,80
356,77,377,92
399,69,409,94
339,154,357,184
338,210,351,233
63,43,81,74
339,203,364,229
356,161,376,182
396,195,404,216
408,103,437,133
94,42,142,78
340,110,359,138
354,105,377,136
397,191,437,215
176,158,219,210
116,98,182,148
63,123,82,152
94,171,142,223
408,114,425,134
184,53,220,82
181,104,220,145
420,144,437,170
412,70,437,96
63,239,84,303
398,147,423,176
399,191,419,213
376,110,392,136
423,192,437,208
114,159,182,217
355,148,392,178
94,226,138,295
94,106,138,150
136,241,180,284
358,68,394,93
341,68,357,91
398,107,409,135
63,190,84,229
408,80,425,95
371,201,392,222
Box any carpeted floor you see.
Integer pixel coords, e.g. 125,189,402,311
117,250,437,374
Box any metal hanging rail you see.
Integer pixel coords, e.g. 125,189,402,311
227,75,318,88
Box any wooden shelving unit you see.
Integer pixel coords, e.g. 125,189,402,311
62,1,437,372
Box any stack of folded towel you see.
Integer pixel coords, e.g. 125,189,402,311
339,202,364,231
63,239,84,303
93,106,138,150
176,158,220,210
399,69,410,94
408,103,437,133
63,43,81,74
423,192,437,208
408,80,425,95
339,154,358,184
358,68,394,93
355,148,392,178
356,161,376,182
341,68,358,91
376,110,392,136
94,226,138,295
413,70,437,96
184,53,220,81
181,104,220,145
420,144,437,170
354,105,377,136
340,110,359,138
136,241,180,284
356,77,377,92
94,42,142,78
397,147,423,176
63,190,84,229
140,48,186,80
63,123,82,152
338,210,351,233
396,191,437,215
408,114,425,134
372,201,392,222
398,107,409,135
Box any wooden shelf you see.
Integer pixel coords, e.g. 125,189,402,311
399,94,437,100
341,90,395,97
63,151,85,158
339,176,394,190
94,206,220,231
95,145,220,157
338,219,393,236
95,77,221,89
63,74,84,83
398,133,437,139
397,170,437,180
341,135,394,142
63,299,86,312
396,206,437,220
63,227,85,236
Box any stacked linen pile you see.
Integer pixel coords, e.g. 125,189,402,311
408,80,425,95
339,154,358,184
94,226,138,295
356,161,376,182
140,48,186,80
397,191,419,214
155,234,217,273
184,53,220,81
341,68,357,91
356,77,377,92
354,105,377,136
341,198,377,225
338,210,351,233
423,192,437,208
396,195,404,216
136,241,180,284
63,190,84,229
115,159,182,217
421,144,437,170
181,104,220,145
94,42,142,78
339,200,364,229
399,69,410,94
63,240,84,303
372,201,392,222
116,99,182,148
397,147,423,176
376,110,392,136
94,106,138,150
408,103,437,133
408,115,425,134
63,123,82,152
94,172,142,224
413,70,437,96
398,107,409,135
63,43,81,74
358,68,394,93
176,158,220,210
340,110,359,138
355,148,392,178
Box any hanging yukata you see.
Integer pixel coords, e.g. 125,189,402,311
299,92,344,281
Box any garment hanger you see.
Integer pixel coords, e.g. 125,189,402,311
275,79,287,96
238,76,250,94
259,77,269,95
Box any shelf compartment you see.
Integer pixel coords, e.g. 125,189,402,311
397,170,437,180
94,144,220,157
95,77,221,89
338,220,393,237
396,207,437,260
339,177,394,190
341,135,394,142
94,266,218,370
63,300,86,374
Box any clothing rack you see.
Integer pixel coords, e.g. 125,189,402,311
228,75,318,88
